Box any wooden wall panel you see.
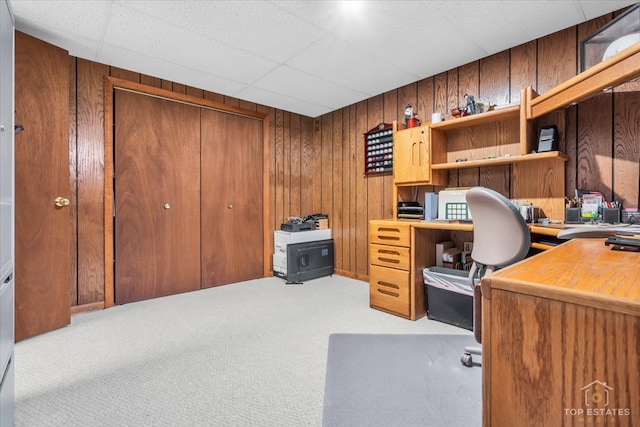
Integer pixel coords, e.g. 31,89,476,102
564,105,578,196
311,117,323,214
510,41,536,102
458,61,479,105
417,77,434,121
273,109,285,227
446,69,460,114
300,116,316,215
577,93,613,198
76,58,108,305
537,28,576,94
382,91,396,219
321,112,333,219
331,110,344,271
434,72,447,117
172,82,186,94
355,100,369,277
366,95,384,224
283,112,293,219
110,67,139,83
613,92,640,208
69,57,78,305
480,50,510,107
204,90,224,104
140,74,161,88
289,114,301,216
346,105,358,275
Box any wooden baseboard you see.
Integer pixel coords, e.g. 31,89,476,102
334,269,368,282
70,301,104,315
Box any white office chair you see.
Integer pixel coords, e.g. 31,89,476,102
461,187,531,367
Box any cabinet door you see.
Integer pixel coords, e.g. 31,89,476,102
200,109,263,287
15,33,71,340
114,91,202,304
393,126,431,184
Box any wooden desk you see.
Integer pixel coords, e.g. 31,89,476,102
368,219,561,320
481,238,640,426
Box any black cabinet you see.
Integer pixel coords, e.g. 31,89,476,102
275,239,334,282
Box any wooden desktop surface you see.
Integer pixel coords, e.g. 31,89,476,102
485,237,640,314
481,238,640,426
395,219,563,236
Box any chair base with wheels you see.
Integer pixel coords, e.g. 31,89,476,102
459,187,531,367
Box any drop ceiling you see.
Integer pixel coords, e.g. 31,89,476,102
8,0,638,118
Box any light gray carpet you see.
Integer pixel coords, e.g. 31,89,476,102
15,275,470,426
322,334,481,427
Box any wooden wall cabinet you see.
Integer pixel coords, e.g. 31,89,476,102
392,121,446,186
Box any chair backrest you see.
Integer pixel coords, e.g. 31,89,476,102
466,187,531,269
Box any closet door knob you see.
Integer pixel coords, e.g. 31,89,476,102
54,197,70,207
164,203,171,209
227,203,233,209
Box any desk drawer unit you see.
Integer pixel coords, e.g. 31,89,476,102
369,223,410,247
369,264,410,318
369,243,410,270
369,222,411,318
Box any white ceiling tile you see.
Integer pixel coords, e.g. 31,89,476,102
11,0,111,42
236,85,332,117
98,42,247,95
254,65,369,109
287,35,419,94
104,2,279,84
579,0,637,19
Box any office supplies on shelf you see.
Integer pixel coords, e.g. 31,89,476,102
537,125,559,152
397,201,423,219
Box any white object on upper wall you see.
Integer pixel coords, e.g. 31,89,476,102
603,33,640,61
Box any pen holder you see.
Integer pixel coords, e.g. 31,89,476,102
565,208,581,224
601,208,621,224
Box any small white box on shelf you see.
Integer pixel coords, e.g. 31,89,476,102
438,188,471,220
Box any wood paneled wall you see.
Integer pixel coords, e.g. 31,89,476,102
65,7,639,307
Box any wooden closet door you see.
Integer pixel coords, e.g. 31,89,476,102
114,90,201,304
201,109,263,287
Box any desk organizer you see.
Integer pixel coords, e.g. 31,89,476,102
565,207,622,224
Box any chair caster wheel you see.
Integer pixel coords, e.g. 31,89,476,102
461,352,473,367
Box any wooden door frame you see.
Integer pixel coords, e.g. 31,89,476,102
103,77,270,308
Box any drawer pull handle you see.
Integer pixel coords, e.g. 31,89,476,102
377,288,399,298
377,281,399,290
378,257,400,264
378,249,399,256
378,235,400,241
378,227,400,233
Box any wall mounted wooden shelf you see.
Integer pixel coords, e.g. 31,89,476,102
430,104,520,130
431,151,568,170
527,42,640,119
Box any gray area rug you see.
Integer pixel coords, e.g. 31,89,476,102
322,334,481,427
